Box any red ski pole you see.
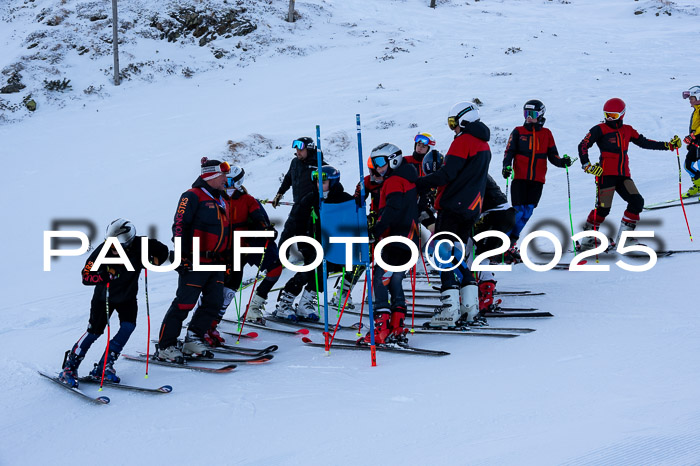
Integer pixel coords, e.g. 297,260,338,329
144,269,150,378
676,148,694,241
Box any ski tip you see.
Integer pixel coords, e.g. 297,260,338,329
297,328,310,335
246,332,259,338
265,345,279,353
158,385,174,393
96,396,111,404
216,364,237,372
301,336,312,343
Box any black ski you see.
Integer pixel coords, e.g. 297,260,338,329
76,377,173,394
38,371,110,405
644,197,700,211
137,351,272,365
122,354,237,373
151,338,277,357
302,337,449,356
483,311,553,318
412,326,519,338
221,318,310,336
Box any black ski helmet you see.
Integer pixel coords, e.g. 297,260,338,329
523,99,546,124
422,150,444,175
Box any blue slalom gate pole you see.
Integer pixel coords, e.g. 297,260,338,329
316,125,331,353
356,114,376,366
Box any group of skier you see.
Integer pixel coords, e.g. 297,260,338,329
57,87,698,387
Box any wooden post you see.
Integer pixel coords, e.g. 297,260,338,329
430,0,436,8
287,0,295,22
112,0,120,85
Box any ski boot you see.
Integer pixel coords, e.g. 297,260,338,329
457,284,488,327
361,310,392,345
427,289,460,329
683,178,700,198
89,350,121,383
204,320,225,347
245,293,267,324
156,345,184,364
273,290,298,321
478,280,500,312
330,288,354,310
182,330,212,357
387,307,409,346
295,289,320,322
58,350,84,388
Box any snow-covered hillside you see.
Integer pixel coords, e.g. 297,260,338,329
2,0,700,464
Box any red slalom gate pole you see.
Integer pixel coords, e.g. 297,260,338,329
100,282,111,391
410,265,416,332
144,269,150,378
676,148,694,241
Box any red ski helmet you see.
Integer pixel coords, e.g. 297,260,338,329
603,98,626,121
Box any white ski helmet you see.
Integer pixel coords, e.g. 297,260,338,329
683,86,700,100
226,166,245,191
370,143,403,170
105,218,136,246
448,101,480,129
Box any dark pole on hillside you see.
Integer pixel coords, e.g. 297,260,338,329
287,0,295,22
430,0,436,8
112,0,120,85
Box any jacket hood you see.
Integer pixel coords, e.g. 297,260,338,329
389,159,419,183
524,119,546,131
461,120,491,142
604,119,623,129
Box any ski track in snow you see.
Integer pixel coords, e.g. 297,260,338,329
2,0,700,464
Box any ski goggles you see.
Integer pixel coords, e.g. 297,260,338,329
604,111,623,121
682,90,699,99
447,116,459,130
226,171,245,189
370,155,389,168
292,139,314,150
414,134,435,146
524,109,543,120
201,161,231,175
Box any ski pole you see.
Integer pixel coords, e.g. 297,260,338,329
594,175,600,263
356,273,367,338
236,240,269,343
257,198,294,207
564,155,578,252
410,264,416,333
144,269,150,378
676,148,694,241
315,125,331,354
100,282,111,391
356,113,376,365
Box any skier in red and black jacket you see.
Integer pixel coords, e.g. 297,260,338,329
59,219,169,388
415,101,491,329
362,143,419,345
578,98,681,250
157,158,232,363
502,100,572,262
198,166,283,347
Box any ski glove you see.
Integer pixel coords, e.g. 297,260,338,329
562,155,573,167
502,166,512,179
99,267,119,282
667,135,682,150
684,134,698,146
271,193,283,208
582,162,603,177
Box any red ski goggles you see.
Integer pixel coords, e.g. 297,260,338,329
201,161,231,175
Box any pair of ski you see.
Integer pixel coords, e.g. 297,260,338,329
38,371,172,405
403,288,545,298
644,195,700,211
343,303,552,319
269,313,532,337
